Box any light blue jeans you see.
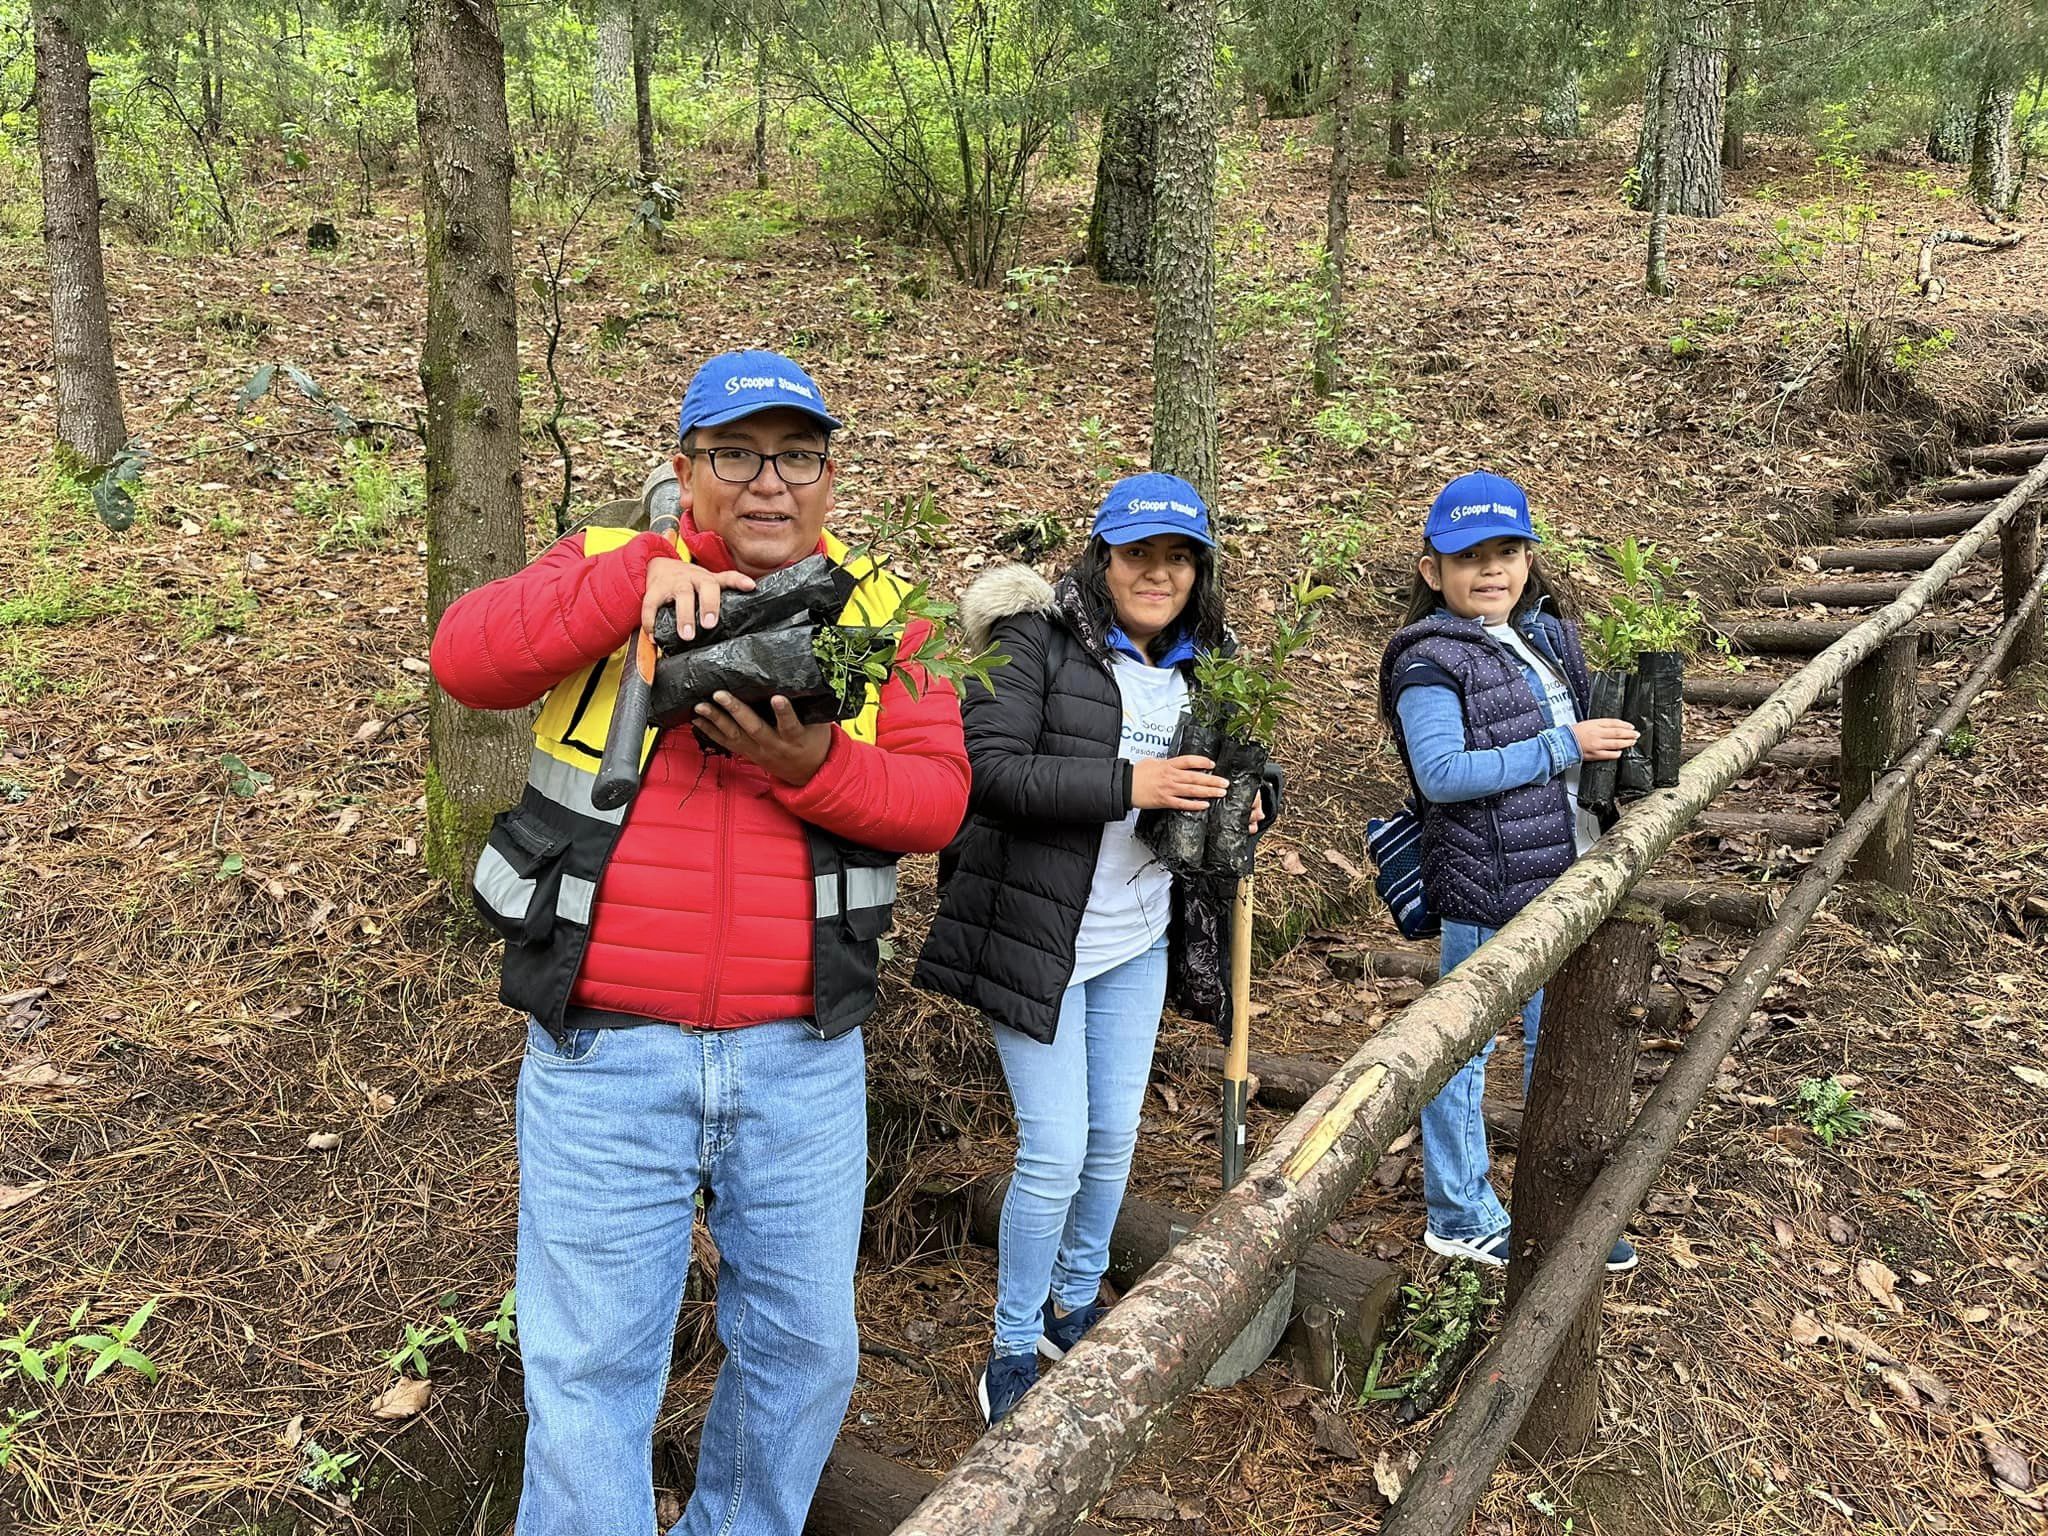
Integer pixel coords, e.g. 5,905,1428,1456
1421,920,1542,1242
514,1017,866,1536
990,938,1168,1356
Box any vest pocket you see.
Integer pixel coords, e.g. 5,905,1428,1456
473,807,573,946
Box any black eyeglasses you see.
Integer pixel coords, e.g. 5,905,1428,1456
686,447,828,487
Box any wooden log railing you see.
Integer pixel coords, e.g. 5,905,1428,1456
891,453,2048,1536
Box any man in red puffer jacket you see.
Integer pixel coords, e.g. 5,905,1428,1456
431,349,967,1536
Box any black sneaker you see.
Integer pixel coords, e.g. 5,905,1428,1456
975,1350,1038,1426
1037,1297,1107,1361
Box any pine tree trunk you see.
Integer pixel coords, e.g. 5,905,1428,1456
1634,12,1723,218
1720,4,1748,171
409,0,530,891
753,33,769,191
199,17,225,140
33,1,127,469
1088,95,1157,283
1385,58,1408,175
1149,0,1218,507
594,0,633,132
1311,8,1357,399
1539,72,1581,141
631,0,656,178
1644,13,1676,297
1928,99,1972,162
1969,81,2017,211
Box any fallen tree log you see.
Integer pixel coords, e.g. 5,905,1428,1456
1693,808,1833,846
1631,876,1777,930
2004,416,2048,441
1921,472,2026,503
1752,579,1913,609
1685,674,1835,708
1813,539,1979,572
1838,506,1995,539
948,1175,1399,1384
890,456,2048,1536
1910,226,2027,301
1714,616,1958,654
1190,1043,1525,1143
1959,440,2048,472
1680,735,1836,771
675,1438,1122,1536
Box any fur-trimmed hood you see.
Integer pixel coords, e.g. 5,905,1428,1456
958,563,1057,654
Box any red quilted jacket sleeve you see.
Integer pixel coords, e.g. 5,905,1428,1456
774,619,969,854
430,530,678,710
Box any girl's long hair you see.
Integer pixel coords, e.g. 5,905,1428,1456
1068,534,1229,655
1396,540,1579,627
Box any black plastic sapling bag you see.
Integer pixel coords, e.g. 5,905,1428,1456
1578,668,1629,817
1616,668,1654,800
647,624,849,727
1137,711,1223,875
651,553,856,654
1202,734,1272,879
1637,650,1684,788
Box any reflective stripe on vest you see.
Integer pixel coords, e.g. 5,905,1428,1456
813,865,899,921
474,843,536,925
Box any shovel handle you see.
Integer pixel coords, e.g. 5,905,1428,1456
592,625,660,811
1220,875,1256,1191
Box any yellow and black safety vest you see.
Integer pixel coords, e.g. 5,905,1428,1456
471,525,914,1038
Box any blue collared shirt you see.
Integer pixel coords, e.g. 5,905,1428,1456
1106,624,1198,668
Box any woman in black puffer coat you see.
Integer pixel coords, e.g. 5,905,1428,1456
914,473,1277,1428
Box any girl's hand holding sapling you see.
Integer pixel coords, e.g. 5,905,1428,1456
1571,718,1640,762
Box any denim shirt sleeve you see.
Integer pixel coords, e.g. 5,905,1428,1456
1396,685,1578,804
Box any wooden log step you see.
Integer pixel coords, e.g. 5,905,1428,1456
1716,617,1960,654
1634,876,1777,929
1922,473,2025,502
1959,440,2048,471
1685,674,1835,708
1681,735,1837,771
1813,539,1977,572
1839,506,1991,539
1691,808,1833,846
951,1174,1399,1382
1751,580,1913,609
2003,416,2048,440
1324,946,1437,983
1328,949,1692,1025
675,1440,1122,1536
1192,1044,1526,1142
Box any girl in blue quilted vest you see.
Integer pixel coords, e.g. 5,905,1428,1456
1377,472,1641,1272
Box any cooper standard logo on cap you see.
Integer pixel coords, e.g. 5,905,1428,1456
725,374,819,400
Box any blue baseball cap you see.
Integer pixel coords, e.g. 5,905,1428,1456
677,349,843,441
1424,471,1541,554
1090,472,1216,548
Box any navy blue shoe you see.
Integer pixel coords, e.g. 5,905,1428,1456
1037,1297,1107,1361
976,1350,1038,1426
1605,1235,1639,1273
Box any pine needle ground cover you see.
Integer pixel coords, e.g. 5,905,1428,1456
2,123,2047,1533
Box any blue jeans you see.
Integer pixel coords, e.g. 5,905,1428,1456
990,938,1168,1356
514,1018,866,1536
1420,921,1542,1242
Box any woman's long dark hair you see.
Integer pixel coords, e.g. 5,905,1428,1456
1069,534,1229,656
1396,539,1580,627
